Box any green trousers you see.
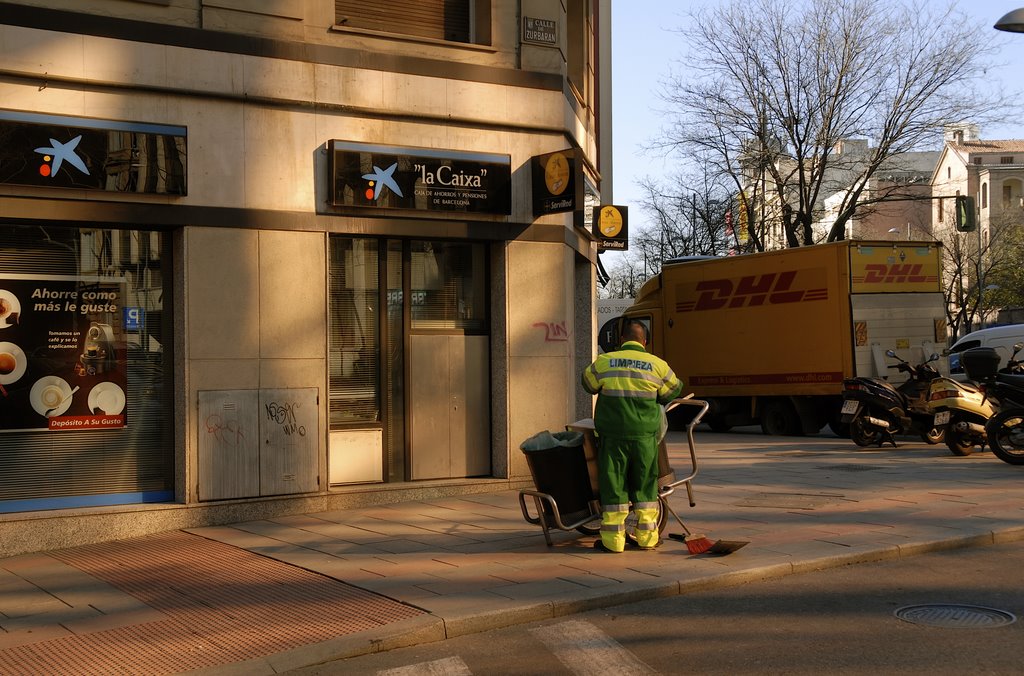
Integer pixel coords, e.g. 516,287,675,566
597,434,660,551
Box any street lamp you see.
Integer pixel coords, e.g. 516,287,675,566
995,9,1024,32
887,223,910,240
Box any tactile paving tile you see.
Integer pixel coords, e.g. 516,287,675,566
0,531,425,675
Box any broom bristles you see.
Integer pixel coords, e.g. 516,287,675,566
685,534,715,554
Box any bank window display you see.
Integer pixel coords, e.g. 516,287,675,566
0,224,173,513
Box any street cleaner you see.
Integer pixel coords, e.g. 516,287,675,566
582,319,683,552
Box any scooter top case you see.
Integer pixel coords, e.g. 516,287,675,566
961,347,1001,382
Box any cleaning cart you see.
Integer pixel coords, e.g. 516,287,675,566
518,397,715,547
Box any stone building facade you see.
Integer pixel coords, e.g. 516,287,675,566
0,0,611,556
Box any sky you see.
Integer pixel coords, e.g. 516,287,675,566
609,1,1024,248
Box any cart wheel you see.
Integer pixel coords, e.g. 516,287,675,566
576,517,601,536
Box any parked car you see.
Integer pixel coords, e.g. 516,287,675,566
947,325,1024,380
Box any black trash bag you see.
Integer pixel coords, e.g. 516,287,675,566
519,430,583,452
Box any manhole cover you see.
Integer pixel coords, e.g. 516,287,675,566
895,604,1017,628
817,464,884,472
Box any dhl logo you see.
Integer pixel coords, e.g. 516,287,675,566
853,264,937,284
676,270,828,312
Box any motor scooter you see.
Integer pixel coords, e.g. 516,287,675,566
981,342,1024,465
840,349,944,448
928,346,1013,456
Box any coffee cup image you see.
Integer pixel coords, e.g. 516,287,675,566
97,390,118,412
0,352,15,375
30,376,74,418
0,342,26,385
88,382,126,415
0,290,20,328
40,385,63,409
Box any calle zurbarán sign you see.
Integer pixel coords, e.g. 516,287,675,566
329,140,511,215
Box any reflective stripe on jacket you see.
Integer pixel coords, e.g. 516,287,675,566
581,341,683,439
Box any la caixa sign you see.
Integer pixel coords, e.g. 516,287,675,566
0,110,186,195
329,141,511,215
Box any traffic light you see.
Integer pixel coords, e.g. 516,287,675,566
955,195,976,232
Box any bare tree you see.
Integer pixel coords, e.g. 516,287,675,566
633,166,736,264
942,215,1024,338
597,254,648,300
653,0,1010,248
985,224,1024,322
600,160,736,297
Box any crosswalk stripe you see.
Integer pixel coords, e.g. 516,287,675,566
376,655,473,676
528,619,656,675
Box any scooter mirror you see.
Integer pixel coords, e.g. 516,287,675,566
885,349,896,358
929,353,940,361
1014,342,1024,354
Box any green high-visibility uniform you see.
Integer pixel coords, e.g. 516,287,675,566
581,340,683,551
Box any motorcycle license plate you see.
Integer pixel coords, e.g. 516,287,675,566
840,400,859,415
934,411,950,426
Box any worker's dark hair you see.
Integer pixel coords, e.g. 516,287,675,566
620,319,648,344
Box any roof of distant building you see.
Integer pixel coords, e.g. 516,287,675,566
951,139,1024,153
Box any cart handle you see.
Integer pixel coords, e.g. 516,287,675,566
660,396,709,497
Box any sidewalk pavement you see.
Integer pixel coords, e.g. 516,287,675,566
3,430,1024,675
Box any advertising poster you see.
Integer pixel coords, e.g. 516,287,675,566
0,274,128,432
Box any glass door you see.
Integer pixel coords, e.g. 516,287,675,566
328,237,490,483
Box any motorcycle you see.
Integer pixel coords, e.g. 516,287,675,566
840,349,944,448
928,345,1017,456
982,343,1024,465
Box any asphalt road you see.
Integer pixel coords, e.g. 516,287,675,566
291,539,1024,675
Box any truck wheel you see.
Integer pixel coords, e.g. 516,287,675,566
828,419,851,438
706,416,732,433
760,399,802,436
666,405,697,431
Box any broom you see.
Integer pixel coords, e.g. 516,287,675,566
661,494,716,553
669,529,715,554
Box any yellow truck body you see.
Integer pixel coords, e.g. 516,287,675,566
623,240,947,434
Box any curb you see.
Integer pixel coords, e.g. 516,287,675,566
219,526,1024,672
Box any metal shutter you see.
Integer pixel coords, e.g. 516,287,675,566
335,0,470,43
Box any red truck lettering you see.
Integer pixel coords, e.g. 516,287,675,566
861,263,927,284
678,270,823,312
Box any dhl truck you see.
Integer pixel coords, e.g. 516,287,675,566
621,240,948,435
